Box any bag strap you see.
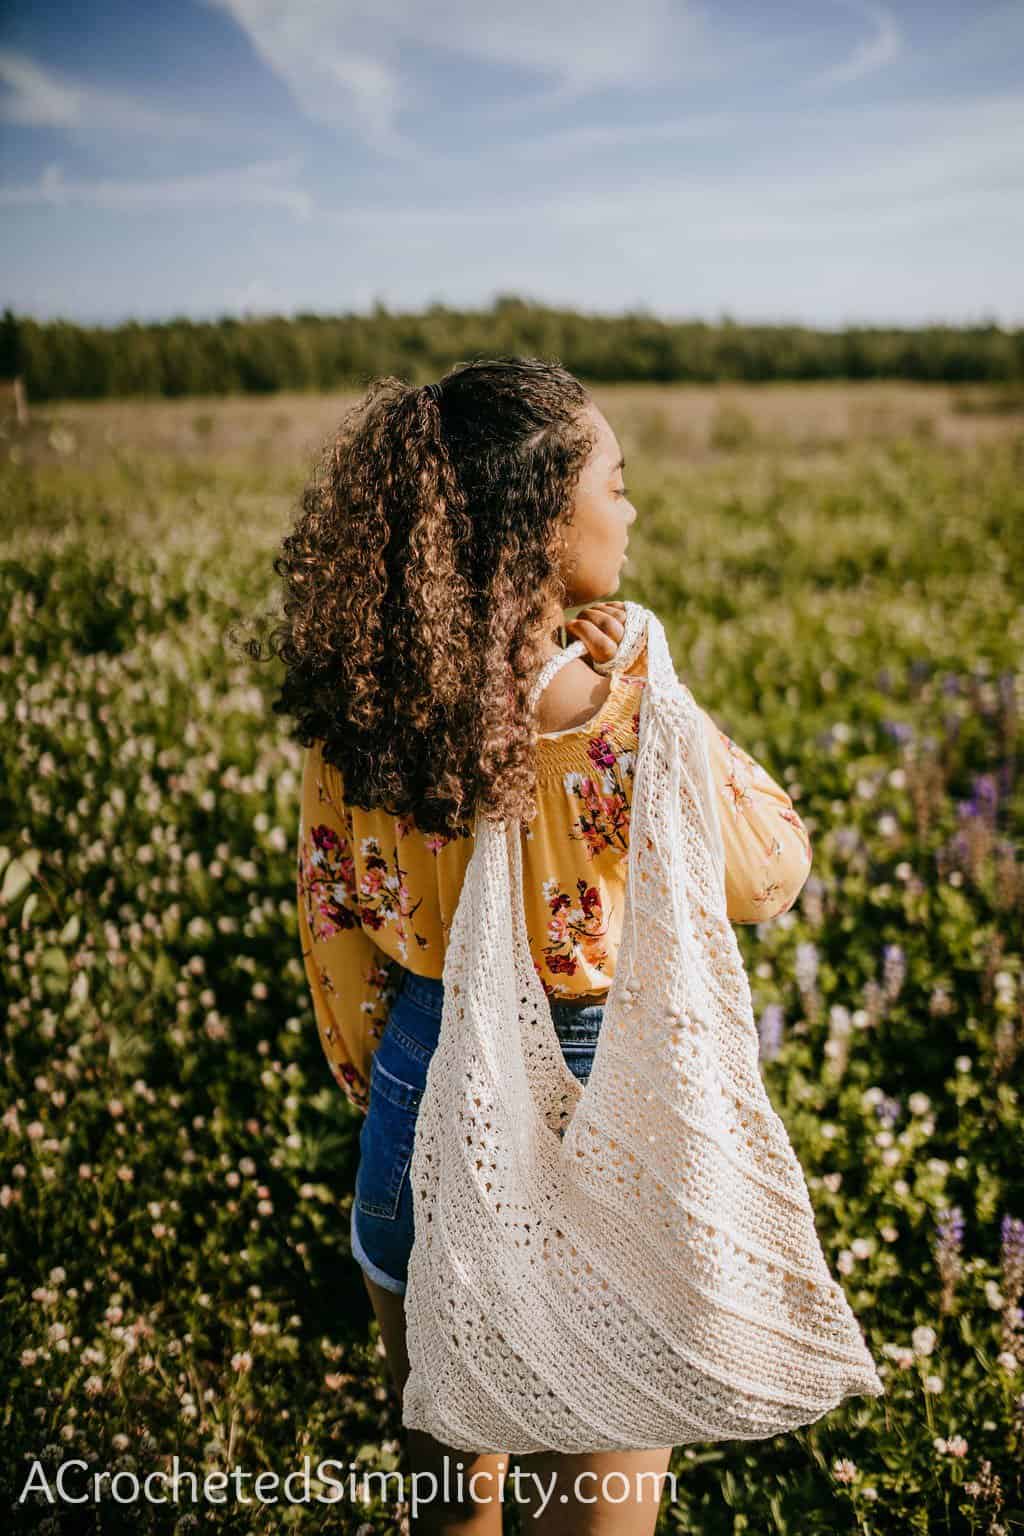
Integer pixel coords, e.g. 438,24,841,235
528,639,588,713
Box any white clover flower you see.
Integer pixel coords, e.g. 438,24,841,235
912,1325,936,1357
954,1055,972,1073
908,1092,931,1116
851,1238,872,1260
985,1281,1005,1310
996,1351,1019,1372
923,1375,944,1394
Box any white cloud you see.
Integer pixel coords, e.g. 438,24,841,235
510,111,736,161
0,49,82,126
0,47,212,140
204,0,717,151
0,156,313,218
317,92,1024,245
808,0,902,89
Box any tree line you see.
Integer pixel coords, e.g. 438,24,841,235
1,298,1020,402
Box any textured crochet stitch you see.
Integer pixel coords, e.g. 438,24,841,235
400,599,884,1453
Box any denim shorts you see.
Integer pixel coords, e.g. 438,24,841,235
349,967,604,1296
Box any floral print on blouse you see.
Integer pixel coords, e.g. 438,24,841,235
296,648,812,1113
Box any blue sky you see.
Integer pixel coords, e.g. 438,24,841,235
1,0,1021,327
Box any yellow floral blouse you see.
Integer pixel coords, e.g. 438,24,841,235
296,647,812,1113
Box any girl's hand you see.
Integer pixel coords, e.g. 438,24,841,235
564,601,626,668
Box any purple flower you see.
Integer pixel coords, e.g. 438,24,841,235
795,942,818,993
874,1093,901,1128
758,1004,784,1063
882,720,915,745
935,1205,965,1315
1002,1215,1024,1303
937,1205,965,1252
882,943,906,1002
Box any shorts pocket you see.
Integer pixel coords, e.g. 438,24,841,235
355,1055,423,1221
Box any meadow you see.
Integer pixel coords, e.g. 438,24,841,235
1,381,1022,1535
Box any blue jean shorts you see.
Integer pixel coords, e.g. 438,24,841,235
350,967,604,1296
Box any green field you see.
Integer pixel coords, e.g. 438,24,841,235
2,384,1023,1534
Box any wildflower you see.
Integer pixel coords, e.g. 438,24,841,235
912,1325,937,1357
874,1093,901,1128
924,1375,944,1394
934,1205,965,1315
1001,1215,1024,1304
1001,1215,1024,1358
947,1435,968,1458
963,1459,1005,1520
996,1351,1019,1372
795,942,818,993
833,1458,858,1484
882,944,906,1002
231,1351,253,1373
757,1004,784,1063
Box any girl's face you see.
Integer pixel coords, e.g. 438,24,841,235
561,402,636,605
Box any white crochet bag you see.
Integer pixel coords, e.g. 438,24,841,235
401,599,884,1454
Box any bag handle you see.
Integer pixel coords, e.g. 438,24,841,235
527,639,588,713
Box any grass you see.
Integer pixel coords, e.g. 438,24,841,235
1,385,1022,1534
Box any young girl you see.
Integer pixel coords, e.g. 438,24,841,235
283,357,812,1534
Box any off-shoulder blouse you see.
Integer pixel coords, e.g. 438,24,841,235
296,645,812,1112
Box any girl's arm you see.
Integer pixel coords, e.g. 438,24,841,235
700,711,813,923
296,744,403,1114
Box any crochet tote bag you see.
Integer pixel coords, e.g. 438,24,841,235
401,600,884,1454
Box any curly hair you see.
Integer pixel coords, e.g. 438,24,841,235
263,355,598,836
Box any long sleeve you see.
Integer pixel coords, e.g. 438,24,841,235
296,743,403,1114
699,709,812,923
